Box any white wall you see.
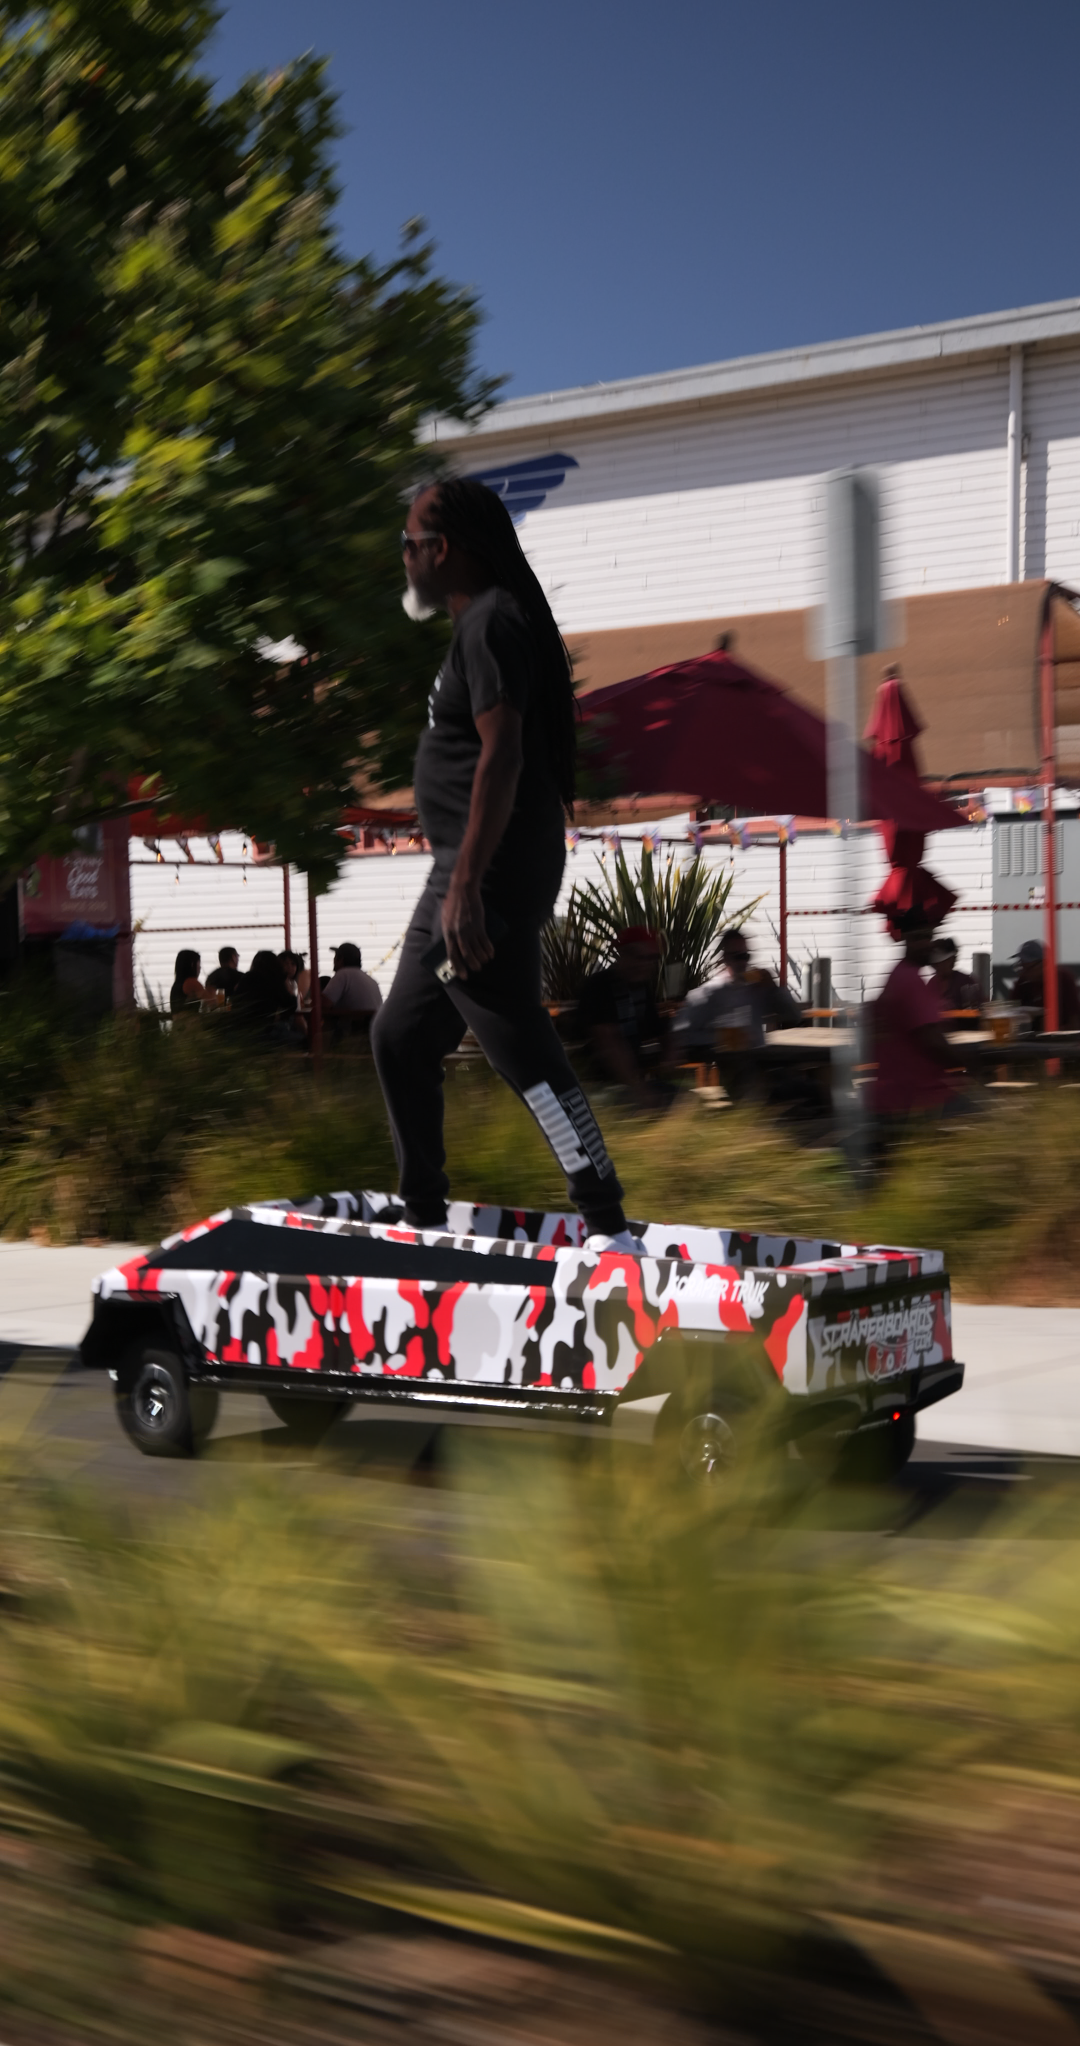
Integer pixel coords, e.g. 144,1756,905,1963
132,835,288,1007
454,354,1030,634
133,825,990,1013
556,823,990,1007
131,833,433,1005
1025,342,1080,587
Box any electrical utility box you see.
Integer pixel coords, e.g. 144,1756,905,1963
991,811,1080,992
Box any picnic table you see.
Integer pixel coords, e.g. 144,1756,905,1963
755,1025,1080,1081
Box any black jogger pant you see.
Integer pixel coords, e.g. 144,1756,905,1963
370,886,626,1235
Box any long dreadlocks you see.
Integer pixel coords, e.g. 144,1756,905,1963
425,476,577,808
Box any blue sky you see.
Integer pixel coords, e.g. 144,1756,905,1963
211,0,1080,400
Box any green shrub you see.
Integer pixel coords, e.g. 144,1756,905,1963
861,1088,1080,1299
0,964,85,1137
5,986,1080,1305
543,843,757,1002
0,1011,267,1242
539,885,605,1003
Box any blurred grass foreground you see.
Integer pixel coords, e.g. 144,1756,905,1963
0,1415,1078,2041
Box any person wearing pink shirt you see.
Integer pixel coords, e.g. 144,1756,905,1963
872,913,958,1132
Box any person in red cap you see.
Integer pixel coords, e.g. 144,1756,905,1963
577,926,673,1109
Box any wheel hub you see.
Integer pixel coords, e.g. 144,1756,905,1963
679,1410,737,1482
136,1375,175,1433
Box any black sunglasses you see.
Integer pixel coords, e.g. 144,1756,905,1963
400,529,442,556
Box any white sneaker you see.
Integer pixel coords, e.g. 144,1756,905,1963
586,1229,647,1256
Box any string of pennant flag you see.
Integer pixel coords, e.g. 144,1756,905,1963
565,817,799,857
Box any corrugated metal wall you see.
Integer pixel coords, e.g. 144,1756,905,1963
131,834,433,1005
1025,343,1080,587
555,824,990,1006
133,826,990,1012
462,357,1020,634
991,815,1080,971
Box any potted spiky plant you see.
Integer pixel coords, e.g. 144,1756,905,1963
543,844,758,1005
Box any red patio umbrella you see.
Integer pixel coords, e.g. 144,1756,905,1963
579,649,961,834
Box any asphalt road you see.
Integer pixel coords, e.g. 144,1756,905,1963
6,1355,1078,1541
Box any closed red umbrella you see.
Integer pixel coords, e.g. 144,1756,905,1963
580,649,961,834
862,670,923,775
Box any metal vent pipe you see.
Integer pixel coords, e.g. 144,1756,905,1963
1006,345,1024,582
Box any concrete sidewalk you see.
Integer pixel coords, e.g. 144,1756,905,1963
0,1241,143,1354
921,1303,1080,1456
2,1245,1079,1457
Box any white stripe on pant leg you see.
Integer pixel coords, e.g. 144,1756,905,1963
522,1082,613,1179
559,1085,613,1177
523,1082,591,1173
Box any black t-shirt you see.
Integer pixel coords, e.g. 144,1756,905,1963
412,587,566,909
578,967,664,1051
206,965,242,999
233,973,297,1025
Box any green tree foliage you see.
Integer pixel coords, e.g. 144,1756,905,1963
0,2,493,885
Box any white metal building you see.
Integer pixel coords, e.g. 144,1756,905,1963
133,298,1080,1002
431,295,1080,646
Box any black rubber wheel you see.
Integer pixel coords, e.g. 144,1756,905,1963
116,1348,219,1459
836,1410,916,1484
264,1393,349,1442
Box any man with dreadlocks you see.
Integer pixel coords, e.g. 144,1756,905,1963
370,477,639,1249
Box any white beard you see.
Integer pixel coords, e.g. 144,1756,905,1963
402,583,437,623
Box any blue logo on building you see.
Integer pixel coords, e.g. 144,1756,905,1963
466,451,578,522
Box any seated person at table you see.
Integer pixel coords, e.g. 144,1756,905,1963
232,950,302,1042
871,913,957,1129
322,943,383,1024
276,950,311,1004
1009,939,1080,1029
205,945,242,1002
672,927,800,1059
169,949,207,1014
928,936,980,1014
577,927,671,1108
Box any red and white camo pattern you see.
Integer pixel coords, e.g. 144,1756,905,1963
93,1193,952,1398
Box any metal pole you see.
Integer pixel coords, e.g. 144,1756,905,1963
778,833,788,989
1006,345,1024,584
823,468,880,1173
827,648,860,1086
283,865,291,954
307,875,322,1070
1040,601,1060,1064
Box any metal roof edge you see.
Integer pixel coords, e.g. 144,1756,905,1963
427,297,1080,444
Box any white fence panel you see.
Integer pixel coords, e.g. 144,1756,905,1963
131,834,288,1007
132,823,989,1013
